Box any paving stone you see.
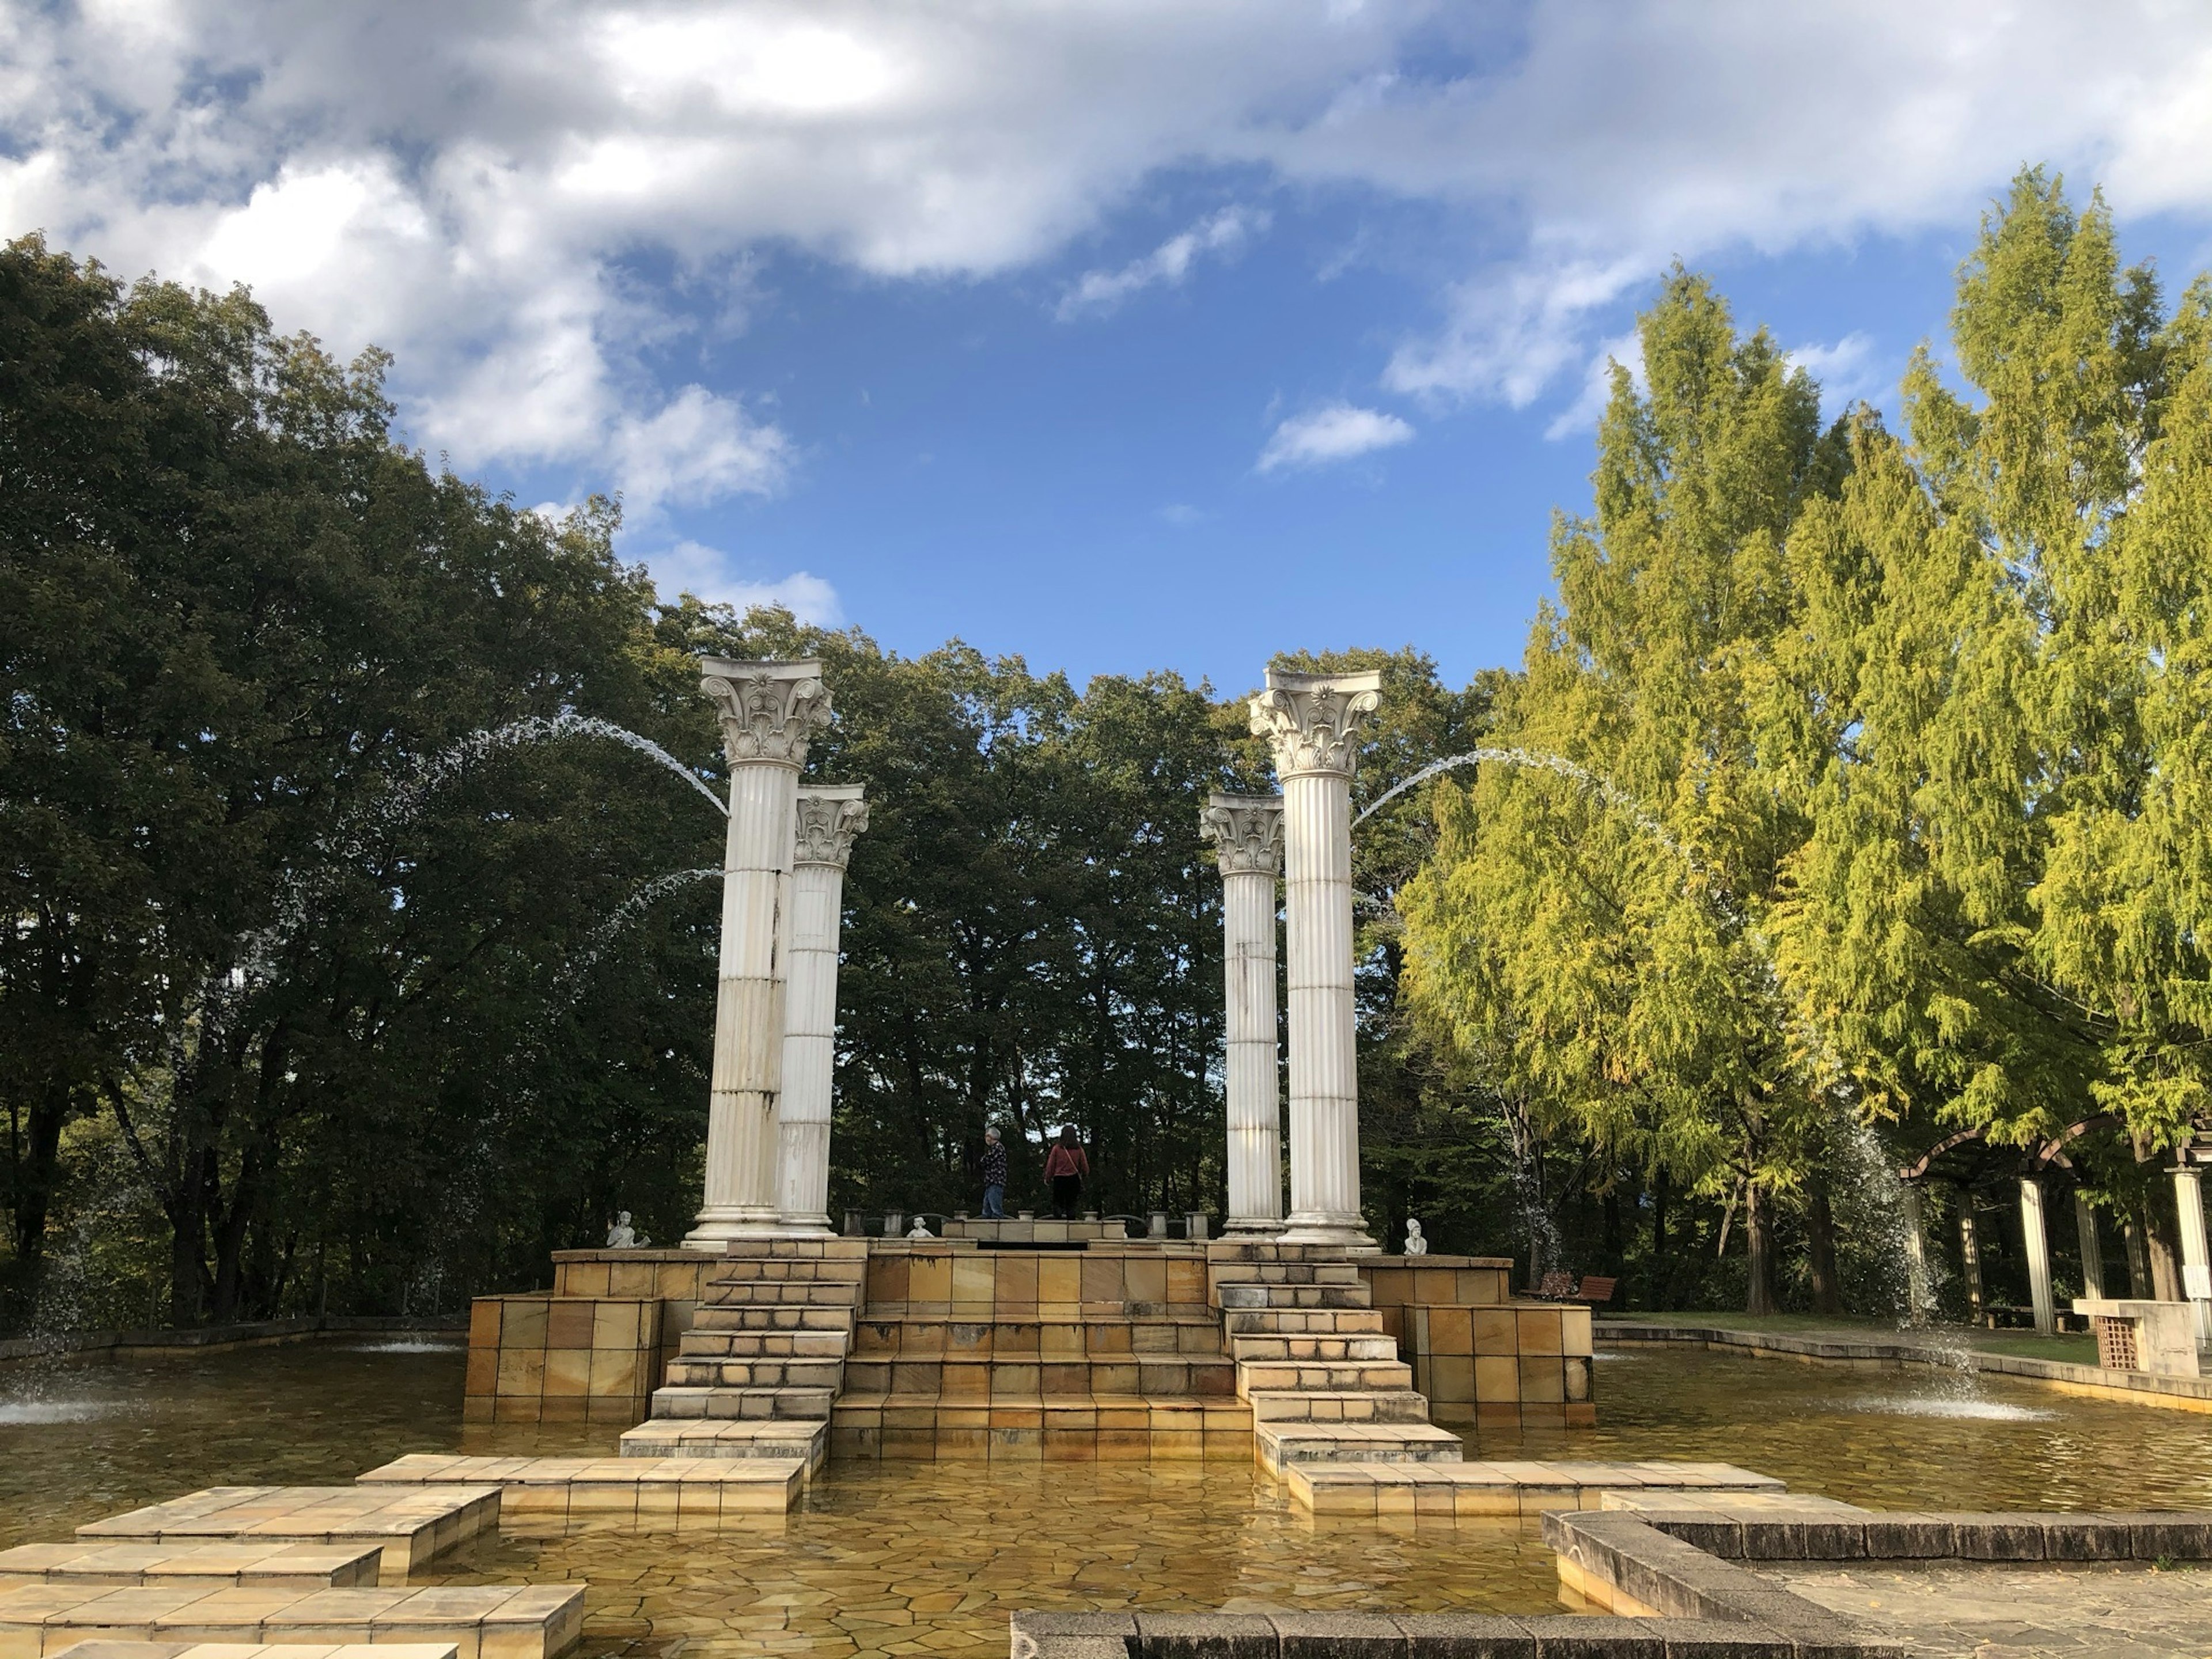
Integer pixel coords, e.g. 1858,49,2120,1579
0,1548,381,1593
73,1494,498,1585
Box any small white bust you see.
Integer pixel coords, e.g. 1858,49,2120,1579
1403,1218,1428,1256
906,1217,934,1239
605,1211,641,1249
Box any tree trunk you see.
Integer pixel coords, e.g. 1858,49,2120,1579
3,1079,73,1317
1649,1169,1671,1310
1601,1183,1625,1277
1744,1183,1778,1316
1807,1183,1843,1317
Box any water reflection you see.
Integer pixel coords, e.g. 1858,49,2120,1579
6,1335,2212,1658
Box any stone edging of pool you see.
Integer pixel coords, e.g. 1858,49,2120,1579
0,1315,466,1369
1599,1320,2212,1413
1010,1511,2212,1659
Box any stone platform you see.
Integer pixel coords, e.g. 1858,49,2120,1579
357,1456,805,1517
0,1546,382,1592
51,1645,460,1659
471,1238,1600,1463
0,1582,582,1659
73,1493,498,1585
1285,1458,1785,1518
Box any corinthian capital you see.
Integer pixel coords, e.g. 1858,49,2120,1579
1248,668,1384,779
794,783,869,869
1201,792,1284,877
699,657,832,768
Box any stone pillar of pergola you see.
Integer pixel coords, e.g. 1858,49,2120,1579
683,657,832,1249
2075,1191,2106,1301
1899,1183,1932,1320
2019,1176,2056,1337
1249,667,1384,1251
1202,791,1285,1234
2173,1163,2212,1342
777,783,869,1235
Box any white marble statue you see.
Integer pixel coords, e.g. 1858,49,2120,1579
605,1211,649,1248
1403,1218,1428,1256
906,1217,935,1239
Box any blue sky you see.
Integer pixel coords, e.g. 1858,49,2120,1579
9,3,2212,691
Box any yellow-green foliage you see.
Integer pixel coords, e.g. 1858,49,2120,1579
1405,168,2212,1199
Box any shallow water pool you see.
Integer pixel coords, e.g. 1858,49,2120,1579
4,1336,2208,1659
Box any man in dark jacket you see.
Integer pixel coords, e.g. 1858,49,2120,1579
981,1126,1008,1219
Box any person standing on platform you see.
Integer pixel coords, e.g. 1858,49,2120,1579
980,1126,1008,1219
1044,1124,1089,1219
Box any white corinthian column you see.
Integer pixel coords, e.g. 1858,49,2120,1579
1202,793,1285,1234
684,658,833,1249
777,784,869,1235
1250,668,1384,1250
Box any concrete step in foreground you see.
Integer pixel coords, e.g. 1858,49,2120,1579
1286,1457,1789,1516
358,1455,805,1517
0,1543,383,1592
73,1491,498,1584
616,1419,827,1468
1253,1420,1465,1474
1244,1388,1434,1424
645,1384,834,1421
0,1582,582,1659
51,1643,459,1659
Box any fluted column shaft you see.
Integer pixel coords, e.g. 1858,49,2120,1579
685,658,831,1249
778,785,868,1234
1251,668,1383,1251
1204,794,1283,1233
1282,770,1359,1233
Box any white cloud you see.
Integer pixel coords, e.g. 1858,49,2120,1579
1544,329,1645,441
8,0,2212,472
609,387,793,514
1257,403,1414,472
646,541,843,624
1786,332,1883,415
1057,205,1267,319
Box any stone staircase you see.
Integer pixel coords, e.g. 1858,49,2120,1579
618,1237,868,1465
1209,1241,1464,1472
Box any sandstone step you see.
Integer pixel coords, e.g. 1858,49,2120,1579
1207,1263,1364,1287
358,1454,804,1516
671,1330,849,1360
616,1419,827,1468
711,1239,869,1260
702,1282,860,1308
1226,1335,1399,1363
1236,1359,1415,1395
74,1490,499,1585
646,1385,834,1421
0,1582,583,1659
1285,1458,1786,1517
1216,1285,1369,1310
0,1543,382,1592
661,1357,844,1389
1222,1308,1384,1336
839,1356,1236,1398
1244,1389,1433,1424
1253,1421,1464,1472
705,1260,866,1284
687,1306,854,1334
828,1391,1253,1460
48,1642,458,1659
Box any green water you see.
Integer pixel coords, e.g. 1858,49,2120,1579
4,1339,2209,1659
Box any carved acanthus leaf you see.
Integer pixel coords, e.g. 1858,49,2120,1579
1200,794,1284,876
700,660,833,768
1248,671,1384,779
794,791,870,869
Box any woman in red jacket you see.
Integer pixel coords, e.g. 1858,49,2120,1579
1043,1124,1089,1219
